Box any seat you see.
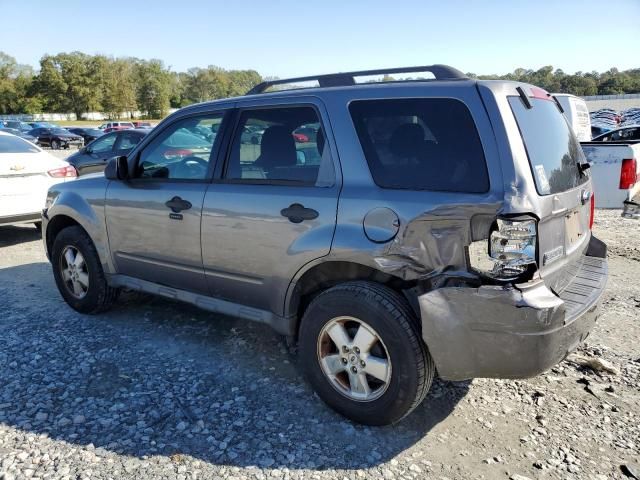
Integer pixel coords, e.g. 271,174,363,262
254,126,298,175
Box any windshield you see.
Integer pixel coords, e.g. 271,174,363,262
51,128,72,135
509,97,588,195
0,135,40,153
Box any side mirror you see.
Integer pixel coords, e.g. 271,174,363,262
104,156,129,180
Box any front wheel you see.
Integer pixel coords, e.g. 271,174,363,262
51,225,119,313
299,281,434,425
50,139,60,150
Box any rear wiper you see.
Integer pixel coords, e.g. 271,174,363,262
577,162,591,175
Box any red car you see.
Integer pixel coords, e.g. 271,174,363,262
100,122,134,133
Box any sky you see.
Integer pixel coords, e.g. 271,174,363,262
0,0,638,78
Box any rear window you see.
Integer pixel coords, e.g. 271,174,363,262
349,98,489,192
509,97,587,195
0,135,39,153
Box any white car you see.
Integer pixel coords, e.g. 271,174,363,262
0,131,77,228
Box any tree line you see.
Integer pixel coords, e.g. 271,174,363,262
0,51,261,119
469,65,640,97
1,51,639,119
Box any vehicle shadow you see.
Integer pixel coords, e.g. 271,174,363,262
0,261,470,470
0,224,41,247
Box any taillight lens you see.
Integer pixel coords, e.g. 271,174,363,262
619,158,637,189
48,165,77,178
468,217,537,281
589,193,595,230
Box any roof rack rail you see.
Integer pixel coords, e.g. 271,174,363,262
247,64,467,95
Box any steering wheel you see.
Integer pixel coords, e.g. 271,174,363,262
174,156,209,178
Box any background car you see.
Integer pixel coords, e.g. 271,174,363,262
28,121,59,129
0,127,38,144
27,127,84,150
99,121,135,133
0,131,76,229
67,127,105,144
2,120,34,133
65,129,147,176
132,121,153,128
592,125,640,142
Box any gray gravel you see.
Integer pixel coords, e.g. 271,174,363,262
0,209,638,479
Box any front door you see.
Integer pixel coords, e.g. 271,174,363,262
105,111,227,294
202,100,340,316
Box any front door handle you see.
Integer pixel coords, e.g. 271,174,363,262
280,203,319,223
165,196,192,213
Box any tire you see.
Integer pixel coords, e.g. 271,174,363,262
51,139,60,150
298,281,434,425
51,225,119,314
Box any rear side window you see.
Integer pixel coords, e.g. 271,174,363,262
224,106,334,186
509,97,587,195
349,98,489,192
0,135,40,153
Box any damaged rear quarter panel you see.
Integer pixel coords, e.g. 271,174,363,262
322,84,508,282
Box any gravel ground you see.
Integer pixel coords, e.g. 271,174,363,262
0,209,638,480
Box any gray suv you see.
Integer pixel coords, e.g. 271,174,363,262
42,65,608,425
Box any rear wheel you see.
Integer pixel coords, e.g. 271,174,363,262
50,139,60,150
51,225,118,313
299,281,434,425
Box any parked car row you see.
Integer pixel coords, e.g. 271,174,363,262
590,108,640,138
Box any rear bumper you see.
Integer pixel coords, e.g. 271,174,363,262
419,236,608,380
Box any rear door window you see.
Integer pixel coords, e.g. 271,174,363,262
349,98,489,192
224,106,334,186
509,97,587,195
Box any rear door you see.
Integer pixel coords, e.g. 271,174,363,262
201,98,340,316
507,90,592,291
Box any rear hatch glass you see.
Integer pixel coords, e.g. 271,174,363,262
509,97,587,195
509,94,592,288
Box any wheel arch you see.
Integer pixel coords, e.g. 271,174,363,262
44,191,113,273
284,260,418,338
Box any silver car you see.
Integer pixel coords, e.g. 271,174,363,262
42,65,608,425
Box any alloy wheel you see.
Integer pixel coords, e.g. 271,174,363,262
317,316,392,402
59,246,89,299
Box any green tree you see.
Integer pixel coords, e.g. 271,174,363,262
101,57,137,118
35,52,103,119
135,59,171,118
183,66,230,104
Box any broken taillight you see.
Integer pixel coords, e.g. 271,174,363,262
619,158,637,190
468,217,537,281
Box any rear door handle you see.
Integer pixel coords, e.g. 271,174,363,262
165,196,192,213
280,203,319,223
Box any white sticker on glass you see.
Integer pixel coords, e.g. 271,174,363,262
535,164,551,193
